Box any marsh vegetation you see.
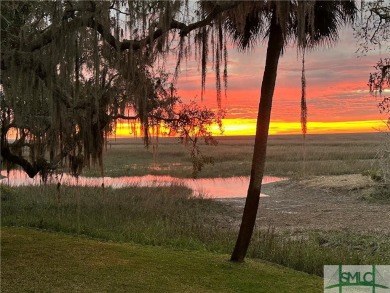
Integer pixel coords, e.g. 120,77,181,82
2,133,389,279
82,133,385,179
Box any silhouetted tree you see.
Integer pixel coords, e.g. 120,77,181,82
213,1,356,262
356,0,389,185
0,1,232,179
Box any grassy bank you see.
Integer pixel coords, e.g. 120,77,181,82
2,185,388,277
83,133,384,178
1,227,323,293
1,185,231,250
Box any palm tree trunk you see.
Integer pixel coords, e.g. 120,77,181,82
230,10,284,262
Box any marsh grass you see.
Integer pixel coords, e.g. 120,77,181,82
247,228,389,276
361,184,390,202
82,133,384,178
1,184,232,250
2,184,388,276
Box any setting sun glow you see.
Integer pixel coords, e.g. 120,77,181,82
211,119,386,136
112,119,386,138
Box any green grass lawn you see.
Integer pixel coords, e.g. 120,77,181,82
1,227,323,293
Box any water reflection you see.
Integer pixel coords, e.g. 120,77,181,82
0,170,286,199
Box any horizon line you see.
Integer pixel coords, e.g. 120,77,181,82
113,118,388,137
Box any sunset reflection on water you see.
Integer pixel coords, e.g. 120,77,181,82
0,170,286,199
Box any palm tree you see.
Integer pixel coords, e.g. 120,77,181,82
214,0,357,262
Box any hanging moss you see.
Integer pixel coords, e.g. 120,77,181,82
2,1,327,179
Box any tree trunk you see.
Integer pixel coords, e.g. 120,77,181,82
230,11,284,262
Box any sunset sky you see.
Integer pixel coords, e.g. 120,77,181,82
116,25,388,137
175,26,387,135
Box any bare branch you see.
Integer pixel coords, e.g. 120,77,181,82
21,2,238,53
370,6,390,21
109,5,132,16
111,114,139,120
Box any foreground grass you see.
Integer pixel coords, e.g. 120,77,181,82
1,227,322,293
2,185,388,277
1,185,230,250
